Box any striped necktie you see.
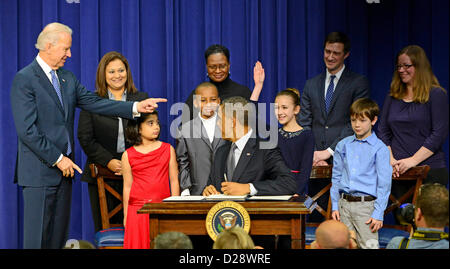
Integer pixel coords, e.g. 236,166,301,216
50,70,71,155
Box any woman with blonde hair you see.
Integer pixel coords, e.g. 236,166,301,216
378,45,448,204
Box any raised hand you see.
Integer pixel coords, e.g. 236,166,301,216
253,61,265,86
137,98,168,113
250,61,265,101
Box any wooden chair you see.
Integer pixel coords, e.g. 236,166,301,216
308,165,333,221
305,165,333,248
378,165,430,248
90,163,125,249
385,165,430,216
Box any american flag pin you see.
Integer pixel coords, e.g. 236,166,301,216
246,153,251,156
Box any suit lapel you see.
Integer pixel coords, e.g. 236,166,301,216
193,117,212,149
33,61,65,114
317,73,327,118
217,141,231,182
57,69,70,120
327,68,349,114
211,121,222,150
232,138,257,181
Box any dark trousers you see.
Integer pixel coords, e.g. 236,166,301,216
22,178,72,249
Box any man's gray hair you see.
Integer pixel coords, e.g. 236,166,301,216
35,22,72,51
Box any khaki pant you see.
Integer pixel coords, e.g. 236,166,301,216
338,198,379,249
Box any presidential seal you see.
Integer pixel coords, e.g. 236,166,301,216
205,201,251,241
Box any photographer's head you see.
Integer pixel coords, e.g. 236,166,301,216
415,183,449,229
312,220,353,249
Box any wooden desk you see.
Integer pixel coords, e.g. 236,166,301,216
138,200,311,249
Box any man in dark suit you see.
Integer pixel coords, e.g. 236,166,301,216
10,22,164,249
202,96,296,196
298,32,370,166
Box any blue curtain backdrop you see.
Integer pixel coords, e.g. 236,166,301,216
0,0,448,248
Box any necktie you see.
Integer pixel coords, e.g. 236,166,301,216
50,70,71,155
226,143,237,181
325,75,336,113
50,70,64,107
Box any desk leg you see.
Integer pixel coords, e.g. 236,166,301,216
149,214,159,249
291,216,303,249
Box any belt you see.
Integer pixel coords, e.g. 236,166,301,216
341,193,375,202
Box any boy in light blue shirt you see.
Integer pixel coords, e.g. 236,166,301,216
330,98,392,249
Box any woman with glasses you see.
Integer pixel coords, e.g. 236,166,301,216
182,44,252,123
378,45,449,203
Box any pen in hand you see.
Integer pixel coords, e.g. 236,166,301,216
224,173,228,182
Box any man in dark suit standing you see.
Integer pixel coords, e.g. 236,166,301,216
10,22,165,249
298,32,370,166
202,96,297,196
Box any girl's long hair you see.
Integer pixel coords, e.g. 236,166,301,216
125,111,159,146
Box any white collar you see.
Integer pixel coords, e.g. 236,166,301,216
36,54,54,75
198,111,217,124
234,128,253,152
326,64,345,81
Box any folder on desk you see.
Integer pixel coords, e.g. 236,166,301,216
163,194,298,202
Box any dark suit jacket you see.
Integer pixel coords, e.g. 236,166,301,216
77,91,149,184
207,137,297,195
176,116,227,195
10,59,135,187
298,67,370,151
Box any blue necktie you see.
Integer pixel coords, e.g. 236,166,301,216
50,70,64,107
50,70,71,155
325,75,336,113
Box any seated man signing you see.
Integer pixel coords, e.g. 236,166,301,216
202,96,297,196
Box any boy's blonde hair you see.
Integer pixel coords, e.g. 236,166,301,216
212,226,255,249
350,98,379,121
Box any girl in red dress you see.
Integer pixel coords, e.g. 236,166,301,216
121,111,180,249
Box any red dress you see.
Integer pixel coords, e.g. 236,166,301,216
123,142,171,249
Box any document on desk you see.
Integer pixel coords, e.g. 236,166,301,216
163,196,205,202
204,194,248,201
246,195,293,201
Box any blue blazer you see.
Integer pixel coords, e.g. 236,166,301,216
10,59,135,187
298,68,370,151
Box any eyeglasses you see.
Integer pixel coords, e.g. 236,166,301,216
396,64,414,70
207,64,229,71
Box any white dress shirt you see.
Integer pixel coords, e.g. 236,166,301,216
198,112,217,144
